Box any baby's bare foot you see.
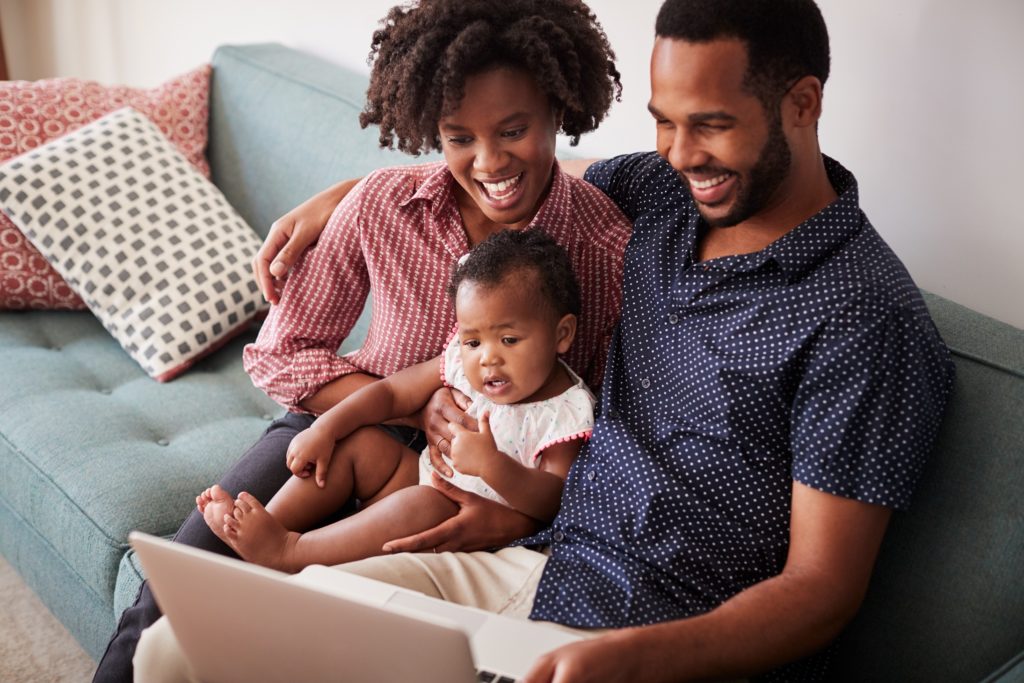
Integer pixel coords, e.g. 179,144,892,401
198,485,235,545
224,492,301,572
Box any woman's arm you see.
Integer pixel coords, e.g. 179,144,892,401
242,178,375,410
382,474,542,553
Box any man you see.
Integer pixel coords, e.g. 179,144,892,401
134,0,954,680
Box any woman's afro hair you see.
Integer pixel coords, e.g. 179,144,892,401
359,0,622,155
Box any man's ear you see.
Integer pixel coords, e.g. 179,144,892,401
785,75,824,128
555,313,577,354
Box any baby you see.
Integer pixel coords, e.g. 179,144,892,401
198,229,593,571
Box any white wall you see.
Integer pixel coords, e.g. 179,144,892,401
2,0,1021,328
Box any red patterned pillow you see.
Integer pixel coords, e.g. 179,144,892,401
0,65,211,310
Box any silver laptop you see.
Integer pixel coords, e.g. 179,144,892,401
129,531,582,683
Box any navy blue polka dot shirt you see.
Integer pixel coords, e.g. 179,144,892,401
523,152,954,676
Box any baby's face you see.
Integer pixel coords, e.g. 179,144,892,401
454,279,564,405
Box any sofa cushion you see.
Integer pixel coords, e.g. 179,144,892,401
0,65,211,310
0,107,267,381
0,310,281,623
828,292,1024,681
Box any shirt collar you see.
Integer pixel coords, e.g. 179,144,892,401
695,156,865,278
761,156,865,279
399,159,574,240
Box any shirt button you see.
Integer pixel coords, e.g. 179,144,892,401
640,378,651,389
668,313,678,324
586,470,596,481
553,530,565,542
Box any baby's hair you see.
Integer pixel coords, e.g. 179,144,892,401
359,0,622,155
447,230,581,320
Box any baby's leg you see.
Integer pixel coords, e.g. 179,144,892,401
225,485,459,572
266,426,419,533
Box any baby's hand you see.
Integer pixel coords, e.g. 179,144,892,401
285,426,335,488
448,412,501,479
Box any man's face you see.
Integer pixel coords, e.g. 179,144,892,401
649,37,791,228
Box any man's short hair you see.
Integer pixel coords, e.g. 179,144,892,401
655,0,830,111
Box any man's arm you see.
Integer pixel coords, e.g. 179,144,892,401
253,177,361,304
558,158,598,179
254,158,603,300
524,482,892,683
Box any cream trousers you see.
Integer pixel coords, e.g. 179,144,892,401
133,546,597,683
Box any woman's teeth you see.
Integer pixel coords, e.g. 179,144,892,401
481,174,522,199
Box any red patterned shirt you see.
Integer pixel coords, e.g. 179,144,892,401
243,161,632,411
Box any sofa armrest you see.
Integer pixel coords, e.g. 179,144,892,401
982,650,1024,683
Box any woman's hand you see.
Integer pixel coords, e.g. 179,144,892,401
252,178,359,304
284,425,336,488
420,387,477,477
381,474,539,553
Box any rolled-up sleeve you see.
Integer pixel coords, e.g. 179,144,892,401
243,179,372,411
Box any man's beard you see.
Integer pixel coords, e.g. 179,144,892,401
700,116,792,229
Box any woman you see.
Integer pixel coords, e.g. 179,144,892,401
92,1,631,680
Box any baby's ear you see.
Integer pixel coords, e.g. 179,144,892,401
555,313,578,353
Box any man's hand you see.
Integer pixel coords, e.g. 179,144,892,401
381,474,539,553
252,179,358,304
524,631,651,683
284,425,336,488
448,411,501,478
419,387,477,477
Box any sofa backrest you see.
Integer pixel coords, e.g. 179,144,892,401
829,292,1024,681
207,43,439,242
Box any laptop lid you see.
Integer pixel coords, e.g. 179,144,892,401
130,531,478,683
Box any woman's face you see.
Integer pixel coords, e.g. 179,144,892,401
438,67,559,231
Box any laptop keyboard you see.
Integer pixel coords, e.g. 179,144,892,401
477,669,517,682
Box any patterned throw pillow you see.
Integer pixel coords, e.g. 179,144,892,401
0,65,211,310
0,107,267,381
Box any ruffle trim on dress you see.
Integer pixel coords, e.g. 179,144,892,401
530,429,592,464
439,323,460,386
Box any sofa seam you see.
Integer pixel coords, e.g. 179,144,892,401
0,493,115,609
0,428,125,551
978,648,1024,683
946,345,1024,380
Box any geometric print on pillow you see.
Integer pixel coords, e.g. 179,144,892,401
0,64,212,310
0,107,268,381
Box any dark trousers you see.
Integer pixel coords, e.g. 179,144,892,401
91,412,315,682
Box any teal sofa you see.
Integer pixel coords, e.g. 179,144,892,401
0,44,1020,681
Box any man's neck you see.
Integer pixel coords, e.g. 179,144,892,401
697,154,838,262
